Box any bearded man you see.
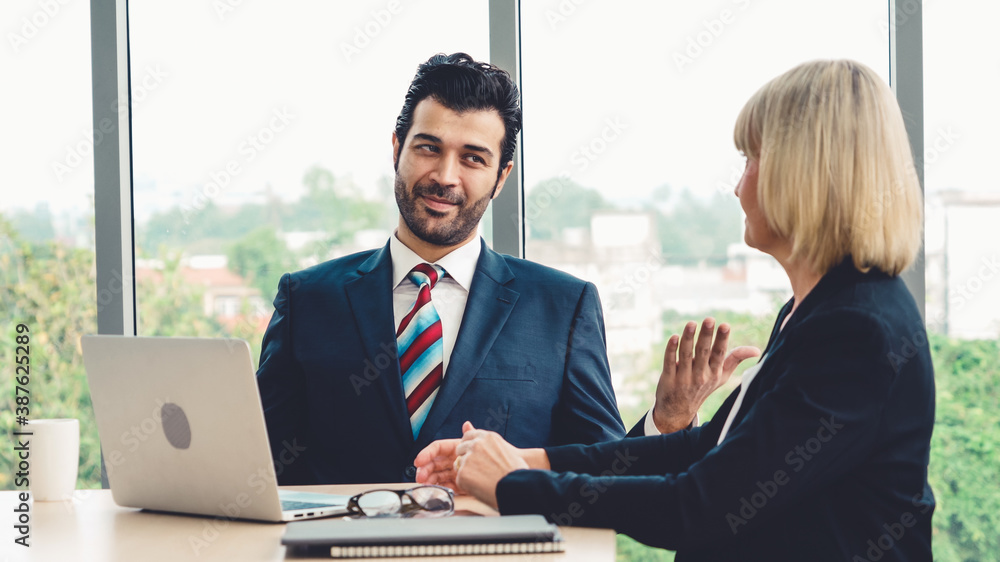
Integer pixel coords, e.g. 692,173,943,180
257,53,698,485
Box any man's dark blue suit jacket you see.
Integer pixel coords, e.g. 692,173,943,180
497,259,936,561
256,239,626,484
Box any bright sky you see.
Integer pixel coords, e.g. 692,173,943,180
2,0,998,223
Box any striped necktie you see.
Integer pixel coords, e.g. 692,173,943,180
396,263,446,439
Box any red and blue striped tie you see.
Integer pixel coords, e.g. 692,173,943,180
397,263,446,439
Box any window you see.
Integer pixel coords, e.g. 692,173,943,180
923,3,1000,339
1,1,99,489
127,1,490,362
64,3,998,560
922,2,1000,559
520,0,888,418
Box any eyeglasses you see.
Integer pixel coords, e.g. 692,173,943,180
346,485,455,518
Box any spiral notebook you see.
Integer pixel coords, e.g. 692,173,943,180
282,514,565,558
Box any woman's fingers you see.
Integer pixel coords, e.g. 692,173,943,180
692,317,717,375
724,345,763,376
708,322,730,374
662,334,679,378
676,321,698,375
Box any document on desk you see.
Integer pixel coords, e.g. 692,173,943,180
282,514,565,558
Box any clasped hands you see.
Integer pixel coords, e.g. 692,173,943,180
413,421,547,510
413,318,760,509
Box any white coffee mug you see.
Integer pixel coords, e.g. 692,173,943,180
26,418,80,501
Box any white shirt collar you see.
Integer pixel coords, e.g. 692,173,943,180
389,233,482,292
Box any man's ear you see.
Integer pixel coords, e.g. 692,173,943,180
391,131,400,168
491,161,514,200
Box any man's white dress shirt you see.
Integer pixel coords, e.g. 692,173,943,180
389,234,481,378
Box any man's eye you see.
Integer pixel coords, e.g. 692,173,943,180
416,144,439,153
465,154,485,164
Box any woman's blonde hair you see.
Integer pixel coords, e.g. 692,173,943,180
734,59,922,276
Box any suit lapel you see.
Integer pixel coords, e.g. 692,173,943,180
343,242,412,447
416,243,519,445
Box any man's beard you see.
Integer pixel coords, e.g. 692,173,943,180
394,173,496,246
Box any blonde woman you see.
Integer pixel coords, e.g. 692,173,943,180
415,60,935,561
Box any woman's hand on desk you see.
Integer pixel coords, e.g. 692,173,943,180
414,421,549,509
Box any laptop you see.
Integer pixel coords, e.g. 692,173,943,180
82,335,350,522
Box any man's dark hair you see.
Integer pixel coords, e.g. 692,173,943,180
394,53,522,178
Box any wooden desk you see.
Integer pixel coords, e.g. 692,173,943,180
2,485,615,561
